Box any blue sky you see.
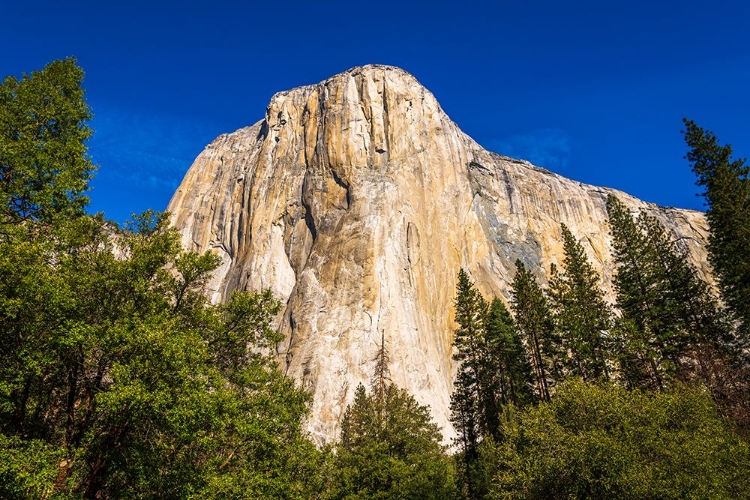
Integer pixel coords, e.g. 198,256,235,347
2,1,749,222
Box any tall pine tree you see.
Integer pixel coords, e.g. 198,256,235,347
683,118,750,340
450,271,538,499
637,210,730,355
606,194,730,391
606,194,672,389
548,224,612,381
510,260,559,402
681,120,750,428
485,297,536,408
449,269,489,499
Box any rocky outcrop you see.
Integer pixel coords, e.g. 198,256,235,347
167,65,710,445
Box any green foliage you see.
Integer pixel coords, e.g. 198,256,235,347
606,194,731,392
450,269,489,457
486,380,750,500
0,435,64,499
0,58,324,499
606,194,667,388
682,119,750,430
0,58,94,225
450,271,536,499
449,269,490,499
330,383,457,499
510,260,558,402
548,224,612,381
484,298,536,409
8,58,750,500
0,211,320,498
683,118,750,338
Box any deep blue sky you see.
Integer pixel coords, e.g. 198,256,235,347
3,1,749,222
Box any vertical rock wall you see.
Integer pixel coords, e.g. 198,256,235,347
167,65,710,444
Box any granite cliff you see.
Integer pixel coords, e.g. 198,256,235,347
167,65,710,444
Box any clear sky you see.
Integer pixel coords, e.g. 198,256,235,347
2,1,749,222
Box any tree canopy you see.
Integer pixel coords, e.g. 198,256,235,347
0,58,94,225
683,118,750,339
486,380,750,500
331,382,456,499
0,59,322,500
0,211,322,499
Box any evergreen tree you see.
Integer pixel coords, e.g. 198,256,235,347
683,118,750,339
449,269,489,499
548,224,612,381
449,270,537,499
682,120,750,429
332,383,456,499
606,195,730,391
484,298,536,409
638,210,730,352
607,195,673,389
510,260,559,402
372,329,391,417
329,331,457,499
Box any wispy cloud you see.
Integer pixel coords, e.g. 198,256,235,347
489,128,571,172
88,106,219,191
84,105,225,221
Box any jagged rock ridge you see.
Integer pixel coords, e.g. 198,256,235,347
167,64,710,444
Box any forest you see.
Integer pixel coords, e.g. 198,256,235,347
1,59,748,499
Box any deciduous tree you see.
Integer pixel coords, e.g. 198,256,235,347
0,58,94,225
0,60,322,499
486,380,750,499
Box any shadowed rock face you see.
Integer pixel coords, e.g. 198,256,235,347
167,65,710,444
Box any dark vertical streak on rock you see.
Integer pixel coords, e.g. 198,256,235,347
501,167,515,214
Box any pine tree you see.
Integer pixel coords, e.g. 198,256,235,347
449,270,536,498
485,297,536,408
329,329,456,498
548,224,612,381
638,210,730,352
682,119,750,431
334,383,456,499
372,330,390,406
606,194,671,389
510,260,559,402
683,118,750,339
606,194,729,390
449,269,489,499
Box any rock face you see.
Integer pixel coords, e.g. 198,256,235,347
167,65,710,444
